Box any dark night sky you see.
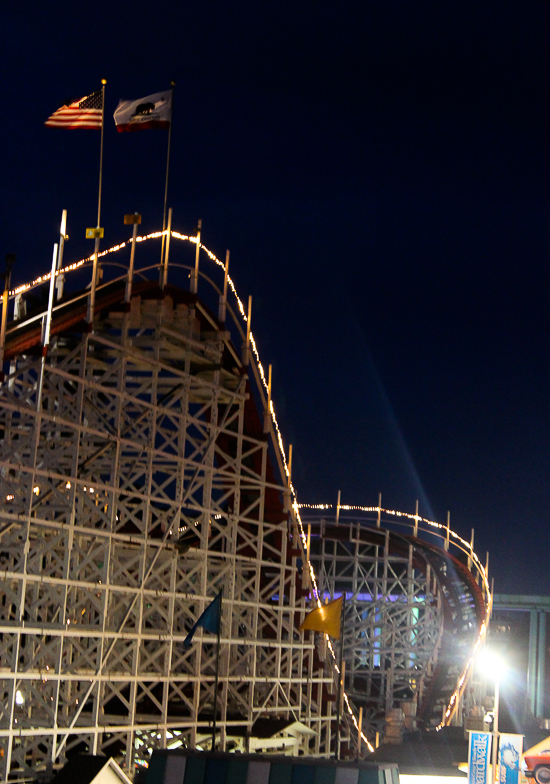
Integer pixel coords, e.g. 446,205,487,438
2,1,549,594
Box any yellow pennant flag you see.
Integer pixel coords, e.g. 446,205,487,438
299,596,343,639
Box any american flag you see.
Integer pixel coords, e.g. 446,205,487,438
45,90,103,129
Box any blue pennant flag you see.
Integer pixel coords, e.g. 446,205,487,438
184,590,222,648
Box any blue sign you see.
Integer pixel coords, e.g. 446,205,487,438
498,734,523,784
469,731,491,784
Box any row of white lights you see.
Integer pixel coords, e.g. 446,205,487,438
300,502,491,730
7,230,491,749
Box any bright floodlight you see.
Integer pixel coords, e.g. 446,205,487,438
478,649,507,679
15,690,24,706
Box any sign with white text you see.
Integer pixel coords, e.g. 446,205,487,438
469,731,492,784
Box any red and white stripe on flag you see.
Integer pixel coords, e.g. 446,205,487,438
45,90,103,129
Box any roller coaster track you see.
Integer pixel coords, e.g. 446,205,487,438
0,228,491,778
299,507,491,736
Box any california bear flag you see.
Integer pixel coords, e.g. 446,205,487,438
114,90,172,132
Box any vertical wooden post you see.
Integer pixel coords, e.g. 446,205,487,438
336,595,346,759
218,250,230,322
55,209,67,300
191,219,202,294
284,443,293,514
42,244,58,352
124,213,141,303
212,588,223,751
161,207,172,289
243,295,252,365
0,254,15,382
287,443,293,486
263,363,272,434
37,245,58,408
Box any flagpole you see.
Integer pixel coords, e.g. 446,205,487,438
336,593,346,760
88,79,106,328
160,81,175,271
97,80,106,229
212,588,223,751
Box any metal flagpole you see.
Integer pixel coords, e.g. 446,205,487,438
336,593,346,760
160,81,175,269
87,79,106,328
212,588,223,751
491,674,500,784
96,81,106,230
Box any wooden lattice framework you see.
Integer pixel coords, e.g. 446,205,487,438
302,511,490,738
0,256,336,780
308,523,441,734
0,230,491,780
